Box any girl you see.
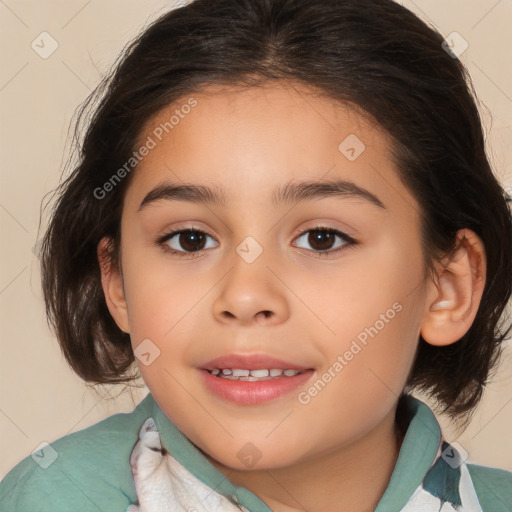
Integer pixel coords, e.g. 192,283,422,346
1,0,511,510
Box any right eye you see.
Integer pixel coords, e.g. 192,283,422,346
157,228,219,258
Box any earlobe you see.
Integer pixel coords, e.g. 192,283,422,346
97,237,130,333
421,229,486,347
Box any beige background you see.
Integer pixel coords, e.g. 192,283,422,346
1,0,511,480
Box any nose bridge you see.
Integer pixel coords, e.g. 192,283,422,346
212,234,289,325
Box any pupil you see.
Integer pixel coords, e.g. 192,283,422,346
180,231,205,252
309,230,334,250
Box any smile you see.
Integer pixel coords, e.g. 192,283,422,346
207,368,303,380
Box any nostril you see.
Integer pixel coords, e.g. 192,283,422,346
256,310,273,322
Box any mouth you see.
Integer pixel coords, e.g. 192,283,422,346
198,353,315,405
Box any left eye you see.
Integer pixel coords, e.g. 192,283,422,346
292,228,355,253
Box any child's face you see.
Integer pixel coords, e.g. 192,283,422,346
113,82,433,470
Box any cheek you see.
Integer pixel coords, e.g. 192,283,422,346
317,300,419,403
302,242,424,417
122,246,212,340
315,256,422,358
283,301,421,460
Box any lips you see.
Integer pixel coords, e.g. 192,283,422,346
198,353,315,405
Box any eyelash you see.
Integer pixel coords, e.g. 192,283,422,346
156,226,358,260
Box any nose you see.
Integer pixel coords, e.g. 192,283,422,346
212,252,290,327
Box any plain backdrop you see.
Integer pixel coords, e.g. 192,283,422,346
1,0,511,480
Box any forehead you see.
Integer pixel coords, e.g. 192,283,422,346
124,81,417,217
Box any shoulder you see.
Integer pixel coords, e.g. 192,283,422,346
0,393,153,512
467,463,512,512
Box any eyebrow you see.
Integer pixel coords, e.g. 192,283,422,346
138,179,385,211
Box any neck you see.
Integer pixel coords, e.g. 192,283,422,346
205,400,407,512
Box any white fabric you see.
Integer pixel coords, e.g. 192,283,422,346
127,418,249,512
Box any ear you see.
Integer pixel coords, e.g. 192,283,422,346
97,236,130,333
421,229,486,346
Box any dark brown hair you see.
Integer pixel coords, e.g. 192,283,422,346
40,0,512,422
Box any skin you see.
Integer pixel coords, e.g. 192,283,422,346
99,81,486,512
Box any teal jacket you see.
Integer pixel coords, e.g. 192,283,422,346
1,393,511,511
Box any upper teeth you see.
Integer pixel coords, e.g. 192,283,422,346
210,368,302,379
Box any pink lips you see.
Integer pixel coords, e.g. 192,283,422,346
198,353,314,405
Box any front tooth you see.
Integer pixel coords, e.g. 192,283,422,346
250,369,270,378
283,369,300,376
270,369,284,377
232,369,250,377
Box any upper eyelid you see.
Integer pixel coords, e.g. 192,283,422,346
160,225,350,237
292,224,353,239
